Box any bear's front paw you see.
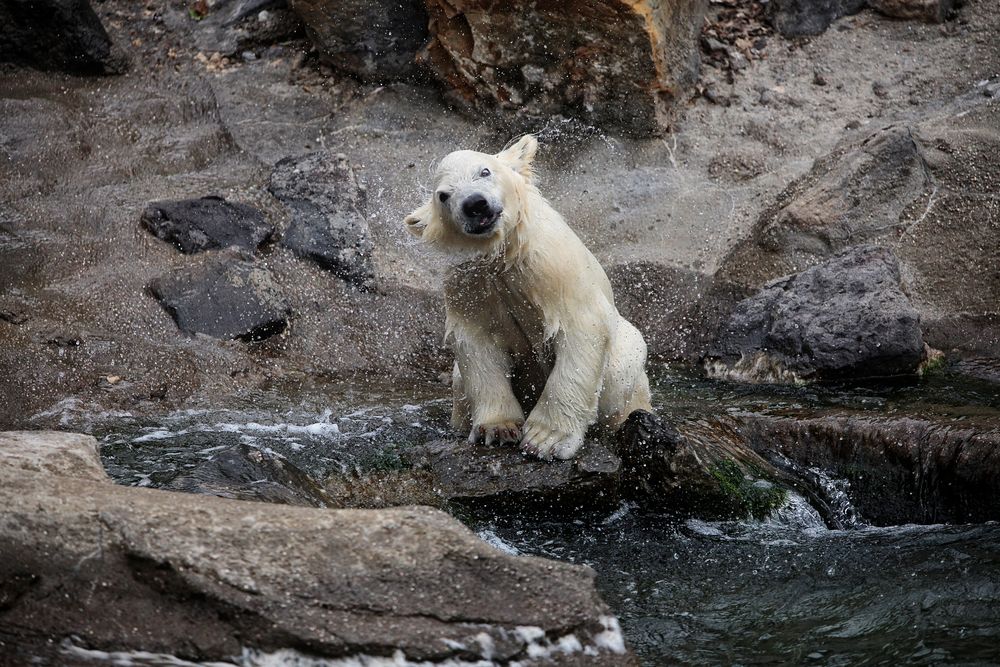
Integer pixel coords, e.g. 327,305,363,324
469,420,523,446
520,422,585,461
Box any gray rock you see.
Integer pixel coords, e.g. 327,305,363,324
288,0,428,81
148,248,290,341
140,195,274,254
705,245,925,383
767,0,867,37
0,0,124,73
270,152,375,288
0,430,634,665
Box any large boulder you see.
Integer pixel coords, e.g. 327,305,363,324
418,0,705,134
140,195,274,254
716,92,1000,358
269,152,375,288
288,0,428,81
148,248,290,341
705,245,925,383
0,0,124,73
0,430,635,665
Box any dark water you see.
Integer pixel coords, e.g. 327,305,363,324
42,366,1000,666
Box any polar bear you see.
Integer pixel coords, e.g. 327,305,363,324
404,135,652,460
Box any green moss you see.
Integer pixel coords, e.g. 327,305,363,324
708,459,788,520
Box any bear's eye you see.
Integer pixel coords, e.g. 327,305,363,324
438,191,450,203
479,168,491,178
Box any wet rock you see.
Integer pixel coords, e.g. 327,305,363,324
767,0,867,37
869,0,954,22
739,412,1000,525
148,248,290,341
616,411,788,520
0,0,124,73
418,0,705,133
140,195,274,254
192,0,303,56
406,438,622,511
0,430,633,665
706,245,925,383
269,152,375,288
716,96,1000,357
288,0,428,81
165,443,335,507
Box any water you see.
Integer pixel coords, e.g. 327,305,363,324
38,365,1000,666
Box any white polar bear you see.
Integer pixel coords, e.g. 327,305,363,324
404,135,652,460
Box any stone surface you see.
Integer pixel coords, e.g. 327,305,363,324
0,0,123,73
869,0,954,21
418,0,705,133
0,430,634,665
270,152,375,288
715,94,1000,358
767,0,867,37
706,245,925,383
148,248,290,341
140,195,274,254
289,0,428,81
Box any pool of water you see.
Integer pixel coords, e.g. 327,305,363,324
36,364,1000,666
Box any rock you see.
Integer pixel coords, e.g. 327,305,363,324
148,248,290,341
192,0,303,57
715,96,1000,357
140,195,274,254
767,0,867,37
0,0,124,73
616,411,789,520
738,412,1000,525
0,430,634,665
288,0,428,81
269,152,375,288
418,0,705,134
165,443,336,507
705,245,925,383
869,0,954,22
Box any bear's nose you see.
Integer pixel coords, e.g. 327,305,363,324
461,194,492,218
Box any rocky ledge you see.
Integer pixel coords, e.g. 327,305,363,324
0,430,635,666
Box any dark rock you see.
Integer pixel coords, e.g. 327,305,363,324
738,412,1000,525
767,0,867,37
165,443,335,507
0,0,124,73
148,248,290,341
192,0,303,57
270,152,375,288
418,0,705,134
706,245,925,383
616,411,789,519
0,430,633,665
288,0,428,81
140,195,274,254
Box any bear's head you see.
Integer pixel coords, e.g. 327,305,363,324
403,134,538,254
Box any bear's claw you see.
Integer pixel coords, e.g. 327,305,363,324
520,422,585,460
469,421,523,446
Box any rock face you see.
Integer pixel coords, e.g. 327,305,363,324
418,0,705,133
148,248,290,341
140,195,274,254
716,95,1000,357
0,430,633,665
269,152,375,288
288,0,428,81
0,0,123,73
767,0,867,37
706,245,925,383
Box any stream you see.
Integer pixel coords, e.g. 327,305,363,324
44,365,1000,666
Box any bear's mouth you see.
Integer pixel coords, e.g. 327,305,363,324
463,210,502,236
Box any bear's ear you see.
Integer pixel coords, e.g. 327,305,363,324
496,134,538,182
403,201,431,238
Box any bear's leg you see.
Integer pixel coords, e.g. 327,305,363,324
521,320,611,460
598,317,653,430
452,324,525,446
450,362,472,432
